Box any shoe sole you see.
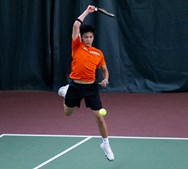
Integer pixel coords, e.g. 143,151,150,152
106,155,114,161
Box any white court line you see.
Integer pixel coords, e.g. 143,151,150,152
3,133,188,140
32,136,92,169
3,133,94,138
0,134,5,138
109,135,188,140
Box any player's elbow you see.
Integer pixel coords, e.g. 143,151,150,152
73,22,80,29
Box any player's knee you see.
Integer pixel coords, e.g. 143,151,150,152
95,113,104,123
64,105,74,116
65,110,72,116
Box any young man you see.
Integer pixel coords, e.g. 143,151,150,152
58,5,114,161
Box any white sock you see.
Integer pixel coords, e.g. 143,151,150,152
102,137,109,145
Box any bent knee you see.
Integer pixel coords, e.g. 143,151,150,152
64,104,74,116
65,111,72,116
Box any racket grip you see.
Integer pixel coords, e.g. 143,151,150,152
94,7,98,11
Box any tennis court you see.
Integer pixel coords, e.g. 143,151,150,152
1,91,188,169
1,134,188,169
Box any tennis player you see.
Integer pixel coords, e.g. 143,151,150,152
58,5,114,161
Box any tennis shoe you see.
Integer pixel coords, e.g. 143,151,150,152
101,143,115,161
58,84,69,98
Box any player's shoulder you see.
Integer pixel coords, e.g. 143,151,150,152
91,47,104,56
72,35,81,43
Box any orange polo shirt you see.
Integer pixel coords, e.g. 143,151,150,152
69,36,106,82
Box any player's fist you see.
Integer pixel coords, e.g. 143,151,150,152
99,79,109,87
87,5,95,13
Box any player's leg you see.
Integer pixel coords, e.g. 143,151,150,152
64,103,75,116
84,83,114,161
93,110,108,138
93,110,114,161
84,83,108,138
58,84,74,115
61,81,82,116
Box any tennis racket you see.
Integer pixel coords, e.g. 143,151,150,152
95,7,115,17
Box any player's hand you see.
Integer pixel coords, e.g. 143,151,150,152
99,79,109,87
87,5,95,13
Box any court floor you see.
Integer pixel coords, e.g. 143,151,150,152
1,134,188,169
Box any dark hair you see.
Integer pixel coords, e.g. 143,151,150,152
80,24,95,37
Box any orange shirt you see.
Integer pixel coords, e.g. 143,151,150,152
70,36,106,82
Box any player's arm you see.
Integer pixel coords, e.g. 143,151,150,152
72,5,95,40
100,65,109,87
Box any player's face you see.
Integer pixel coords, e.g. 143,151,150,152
81,32,94,47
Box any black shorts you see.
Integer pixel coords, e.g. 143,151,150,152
65,81,102,111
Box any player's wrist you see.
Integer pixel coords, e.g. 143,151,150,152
76,18,83,25
104,79,109,84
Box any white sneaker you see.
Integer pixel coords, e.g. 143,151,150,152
58,84,69,97
101,143,115,161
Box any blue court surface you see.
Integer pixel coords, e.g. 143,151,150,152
0,134,188,169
